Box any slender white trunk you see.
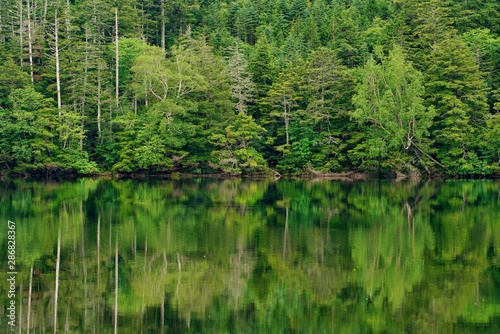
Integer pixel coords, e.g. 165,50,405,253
161,0,166,52
27,0,34,82
81,30,89,150
19,0,23,67
55,11,62,115
65,0,70,40
115,7,119,109
97,66,102,140
42,0,48,32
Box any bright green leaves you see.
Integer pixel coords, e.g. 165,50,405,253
113,35,231,173
210,112,267,174
351,46,435,173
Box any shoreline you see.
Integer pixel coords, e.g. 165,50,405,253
2,169,500,181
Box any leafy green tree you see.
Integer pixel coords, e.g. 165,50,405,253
351,46,436,173
210,112,267,174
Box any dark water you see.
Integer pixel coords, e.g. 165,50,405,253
1,178,500,333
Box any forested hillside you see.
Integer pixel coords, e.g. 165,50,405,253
0,0,499,176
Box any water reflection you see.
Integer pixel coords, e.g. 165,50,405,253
1,179,500,332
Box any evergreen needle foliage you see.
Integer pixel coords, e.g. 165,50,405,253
0,0,499,176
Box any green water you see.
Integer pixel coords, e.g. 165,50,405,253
1,178,500,333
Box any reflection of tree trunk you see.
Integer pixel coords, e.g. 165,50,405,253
97,214,101,290
81,201,88,329
96,213,101,329
114,240,118,334
54,223,61,333
283,206,290,260
161,251,167,332
19,278,22,332
64,298,71,332
27,265,33,333
405,201,416,257
175,253,182,299
144,238,148,272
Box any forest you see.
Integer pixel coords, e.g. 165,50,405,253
0,0,499,177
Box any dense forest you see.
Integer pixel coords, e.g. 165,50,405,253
0,0,499,176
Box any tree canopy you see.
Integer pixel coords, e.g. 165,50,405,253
0,0,499,176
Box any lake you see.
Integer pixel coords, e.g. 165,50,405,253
1,178,500,333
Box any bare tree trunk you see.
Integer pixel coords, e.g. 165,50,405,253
27,0,34,82
65,0,70,40
97,68,102,140
115,7,119,110
160,0,166,52
0,7,4,45
81,30,89,151
19,0,23,67
42,0,48,32
55,10,62,116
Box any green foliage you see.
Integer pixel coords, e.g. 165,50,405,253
0,0,499,176
0,57,30,107
210,112,267,174
425,35,490,174
350,46,435,173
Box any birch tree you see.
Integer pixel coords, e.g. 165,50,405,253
351,45,436,173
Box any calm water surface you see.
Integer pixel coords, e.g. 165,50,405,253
1,178,500,333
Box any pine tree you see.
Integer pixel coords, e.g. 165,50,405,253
425,35,489,174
